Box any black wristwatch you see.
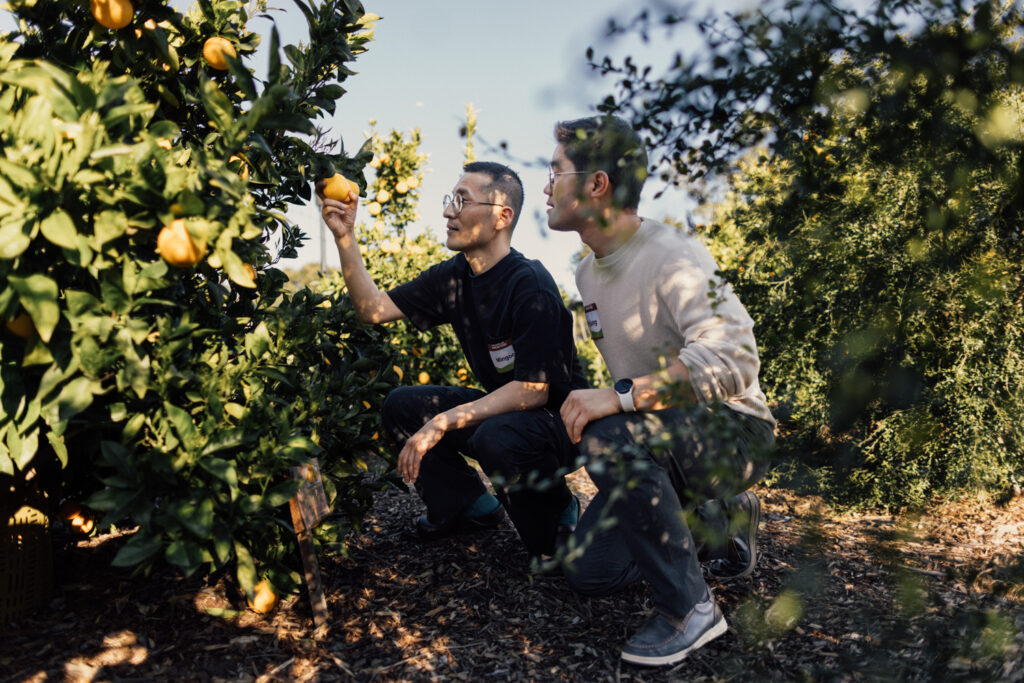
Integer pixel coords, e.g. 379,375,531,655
614,378,635,412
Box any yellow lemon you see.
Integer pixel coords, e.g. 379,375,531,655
417,371,430,385
456,368,469,382
395,180,409,195
91,0,133,29
157,219,205,267
406,176,419,190
247,579,279,614
5,313,35,340
392,365,403,381
322,173,353,202
366,201,382,217
203,37,236,70
376,189,390,204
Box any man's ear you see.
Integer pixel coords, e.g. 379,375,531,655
496,206,516,232
590,170,612,199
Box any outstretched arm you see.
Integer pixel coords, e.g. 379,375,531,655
317,181,405,324
397,380,549,483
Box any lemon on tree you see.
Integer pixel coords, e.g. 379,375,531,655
375,188,390,204
5,312,35,339
395,180,409,194
157,218,206,267
406,176,419,190
366,201,382,217
203,36,236,70
323,173,358,202
90,0,133,29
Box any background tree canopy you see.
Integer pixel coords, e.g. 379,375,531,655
593,0,1024,508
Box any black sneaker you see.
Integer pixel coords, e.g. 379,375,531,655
620,596,727,666
707,490,760,581
414,505,505,540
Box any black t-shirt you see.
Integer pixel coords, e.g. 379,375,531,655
387,249,589,410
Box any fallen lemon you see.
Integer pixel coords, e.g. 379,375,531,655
5,313,35,340
91,0,133,29
203,37,236,70
248,579,279,614
157,219,205,267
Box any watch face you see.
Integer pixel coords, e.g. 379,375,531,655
614,378,633,394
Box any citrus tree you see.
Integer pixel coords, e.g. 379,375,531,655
594,0,1024,509
0,0,400,597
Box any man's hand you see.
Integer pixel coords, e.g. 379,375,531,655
397,418,447,484
316,178,358,241
559,387,621,443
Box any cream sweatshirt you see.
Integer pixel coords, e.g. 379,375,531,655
576,218,776,427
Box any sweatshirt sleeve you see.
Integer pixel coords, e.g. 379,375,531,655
657,253,763,404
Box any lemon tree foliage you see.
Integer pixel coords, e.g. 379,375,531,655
0,0,399,592
595,0,1024,508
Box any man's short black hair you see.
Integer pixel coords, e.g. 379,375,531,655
554,116,648,209
463,161,524,230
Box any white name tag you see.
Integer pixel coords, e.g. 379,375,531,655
488,340,515,373
585,303,604,340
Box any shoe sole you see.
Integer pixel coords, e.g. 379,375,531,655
620,617,728,666
709,491,760,581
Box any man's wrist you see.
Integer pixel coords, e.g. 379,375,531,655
613,378,635,412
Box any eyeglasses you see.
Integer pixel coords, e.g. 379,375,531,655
548,168,592,186
442,194,506,216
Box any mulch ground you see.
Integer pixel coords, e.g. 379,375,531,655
3,471,1023,682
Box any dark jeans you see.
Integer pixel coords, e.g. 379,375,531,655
381,385,576,557
564,404,774,618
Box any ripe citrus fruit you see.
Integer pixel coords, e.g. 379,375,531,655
376,189,390,204
406,176,419,190
366,201,382,217
456,368,469,382
157,219,205,267
392,365,403,381
5,312,35,340
203,37,236,70
395,180,409,195
247,579,279,614
322,173,354,202
418,371,430,385
91,0,133,29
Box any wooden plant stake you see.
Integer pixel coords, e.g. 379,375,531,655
288,459,331,635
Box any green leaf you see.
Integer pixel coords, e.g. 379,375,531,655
8,273,59,342
169,497,214,539
111,532,163,567
39,209,77,249
258,113,316,135
234,541,258,594
264,480,301,507
0,221,31,259
46,431,68,467
165,402,197,449
201,79,236,134
94,210,127,246
165,538,203,573
244,321,272,359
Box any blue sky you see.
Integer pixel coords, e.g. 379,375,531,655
1,0,756,289
267,0,757,288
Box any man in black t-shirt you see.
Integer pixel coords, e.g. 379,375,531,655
319,161,587,559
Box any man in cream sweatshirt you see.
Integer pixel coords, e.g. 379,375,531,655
545,116,776,667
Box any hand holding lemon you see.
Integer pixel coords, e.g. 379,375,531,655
319,173,360,241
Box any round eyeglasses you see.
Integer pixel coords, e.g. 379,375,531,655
442,194,507,216
548,168,592,186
